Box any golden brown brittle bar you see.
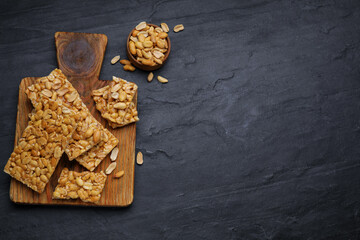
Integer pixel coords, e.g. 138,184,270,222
4,100,78,193
52,168,107,203
25,69,106,160
92,76,139,128
25,69,117,169
75,128,118,171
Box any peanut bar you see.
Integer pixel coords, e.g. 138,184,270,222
4,100,78,193
25,69,110,161
108,92,139,128
52,168,107,203
92,76,139,128
75,128,119,171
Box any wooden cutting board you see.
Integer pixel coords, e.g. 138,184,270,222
9,32,136,206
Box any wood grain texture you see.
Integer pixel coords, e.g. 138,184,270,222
9,32,136,207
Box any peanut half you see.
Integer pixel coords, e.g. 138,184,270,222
124,65,135,72
135,21,147,31
110,147,119,161
105,162,117,175
173,24,184,33
120,59,131,65
137,151,143,165
161,23,169,33
111,55,120,64
157,76,168,83
114,170,124,178
147,72,154,82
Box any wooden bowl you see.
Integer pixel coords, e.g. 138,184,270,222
126,23,171,71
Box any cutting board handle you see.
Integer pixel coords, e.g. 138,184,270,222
55,32,108,81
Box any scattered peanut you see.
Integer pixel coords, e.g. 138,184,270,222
111,55,120,64
173,24,184,33
110,147,119,161
120,59,131,65
114,170,124,178
147,72,154,82
124,64,136,71
137,151,143,165
105,162,117,175
157,76,168,83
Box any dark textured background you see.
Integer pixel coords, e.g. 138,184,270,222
1,0,360,239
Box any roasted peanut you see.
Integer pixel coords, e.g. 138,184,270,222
132,30,139,37
158,32,168,39
141,58,155,66
174,24,184,32
111,55,120,64
156,39,166,48
135,41,144,49
142,50,151,59
136,49,143,57
129,41,136,55
137,151,143,165
147,72,154,82
105,162,117,175
138,33,145,42
161,23,169,32
157,76,168,83
135,21,147,31
124,64,136,72
119,59,131,65
114,170,124,178
143,41,153,48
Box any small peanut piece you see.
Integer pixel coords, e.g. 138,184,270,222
141,59,155,66
124,64,135,72
129,41,136,55
114,102,127,110
105,162,117,175
157,76,168,83
76,177,84,186
173,24,184,33
114,170,124,178
84,128,94,138
147,72,154,82
137,151,143,165
111,55,120,64
119,59,131,65
135,21,147,31
110,147,119,161
161,23,169,32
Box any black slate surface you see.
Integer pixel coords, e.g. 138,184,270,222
1,0,360,239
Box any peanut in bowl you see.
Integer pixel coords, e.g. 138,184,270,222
126,23,171,71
